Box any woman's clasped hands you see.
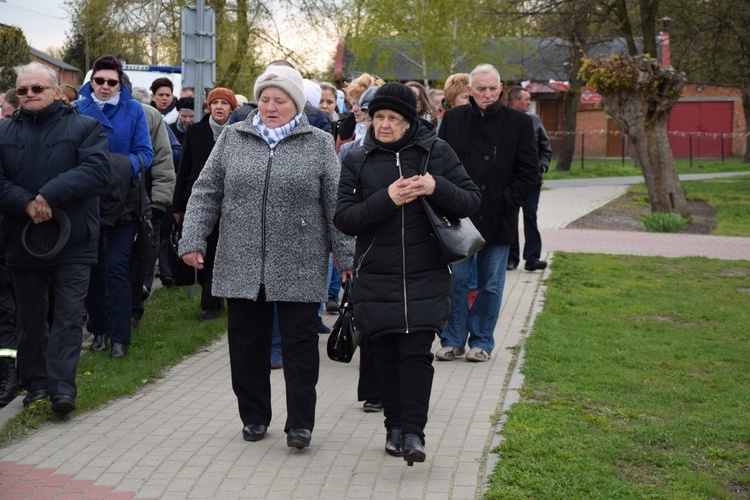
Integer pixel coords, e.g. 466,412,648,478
388,173,436,206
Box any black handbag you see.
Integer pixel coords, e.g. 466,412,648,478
326,277,361,363
133,155,153,261
419,145,485,265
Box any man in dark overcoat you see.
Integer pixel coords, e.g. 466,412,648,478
436,63,539,362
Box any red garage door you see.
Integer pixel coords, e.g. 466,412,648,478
668,101,733,157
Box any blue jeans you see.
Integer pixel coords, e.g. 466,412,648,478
509,182,542,264
468,254,478,289
87,222,137,345
328,253,341,300
441,244,510,354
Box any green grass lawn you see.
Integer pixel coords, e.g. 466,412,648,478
545,157,750,180
1,285,227,445
683,174,750,236
486,253,750,499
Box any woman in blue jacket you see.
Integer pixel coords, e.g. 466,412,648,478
77,56,154,359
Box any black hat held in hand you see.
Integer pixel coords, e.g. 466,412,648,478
22,209,71,260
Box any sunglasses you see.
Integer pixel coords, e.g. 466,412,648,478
15,85,54,96
93,77,120,87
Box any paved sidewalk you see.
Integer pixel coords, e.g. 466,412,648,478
0,174,747,499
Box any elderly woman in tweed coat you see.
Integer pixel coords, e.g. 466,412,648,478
180,66,354,449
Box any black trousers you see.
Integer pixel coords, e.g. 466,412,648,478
0,264,19,350
227,288,320,432
12,264,90,398
373,331,436,439
357,335,380,401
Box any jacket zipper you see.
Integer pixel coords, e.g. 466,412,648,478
395,151,409,334
355,238,376,278
260,149,274,284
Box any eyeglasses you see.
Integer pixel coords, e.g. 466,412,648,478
93,77,120,87
15,85,55,96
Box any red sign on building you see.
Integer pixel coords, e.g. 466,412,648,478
580,86,602,104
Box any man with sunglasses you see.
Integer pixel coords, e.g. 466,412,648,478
0,62,110,413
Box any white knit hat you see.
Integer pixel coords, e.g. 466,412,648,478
254,66,306,113
303,79,322,107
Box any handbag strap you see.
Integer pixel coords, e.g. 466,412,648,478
137,155,148,221
340,276,353,311
419,144,433,176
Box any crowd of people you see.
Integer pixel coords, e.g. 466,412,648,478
0,57,551,466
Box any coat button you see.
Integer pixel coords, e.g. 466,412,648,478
481,185,487,190
478,215,484,220
484,156,490,160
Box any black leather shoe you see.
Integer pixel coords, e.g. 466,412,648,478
110,343,128,358
22,389,48,407
287,429,312,448
90,334,108,351
0,357,19,408
524,260,548,272
402,434,426,466
385,428,402,457
51,394,76,414
242,424,268,442
506,260,518,271
363,398,384,413
199,308,216,321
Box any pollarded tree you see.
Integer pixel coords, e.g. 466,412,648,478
0,25,31,91
580,54,688,215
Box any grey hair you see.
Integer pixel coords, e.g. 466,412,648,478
14,62,58,87
132,86,151,105
469,64,501,86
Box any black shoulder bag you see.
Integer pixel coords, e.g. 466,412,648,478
326,277,361,363
419,145,485,265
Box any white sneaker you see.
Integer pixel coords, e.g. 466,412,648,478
435,347,466,361
466,347,490,362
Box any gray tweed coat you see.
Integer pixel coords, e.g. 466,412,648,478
179,110,355,302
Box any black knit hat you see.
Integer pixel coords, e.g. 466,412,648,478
368,82,418,124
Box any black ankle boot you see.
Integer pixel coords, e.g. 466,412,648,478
402,433,426,466
0,357,19,408
385,428,402,457
90,334,108,351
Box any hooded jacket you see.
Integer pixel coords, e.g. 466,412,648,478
335,120,481,338
0,100,110,268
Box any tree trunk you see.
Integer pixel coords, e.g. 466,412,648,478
631,119,689,215
742,73,750,163
555,88,578,171
223,0,248,90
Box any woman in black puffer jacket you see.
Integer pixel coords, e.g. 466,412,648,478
335,83,480,466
